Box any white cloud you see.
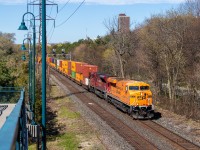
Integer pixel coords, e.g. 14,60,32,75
0,0,186,5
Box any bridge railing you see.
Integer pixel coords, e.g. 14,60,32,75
0,87,28,150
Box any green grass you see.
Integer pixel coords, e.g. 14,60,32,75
59,106,80,119
28,144,36,150
58,133,79,150
56,97,70,104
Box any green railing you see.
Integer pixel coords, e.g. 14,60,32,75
0,87,28,150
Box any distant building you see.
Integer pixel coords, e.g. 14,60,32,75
118,14,130,33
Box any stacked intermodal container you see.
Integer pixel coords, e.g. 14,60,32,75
57,59,59,68
58,60,63,72
75,62,87,82
71,61,76,79
47,57,98,85
62,60,68,75
68,61,72,77
48,57,56,68
54,58,57,68
82,65,98,86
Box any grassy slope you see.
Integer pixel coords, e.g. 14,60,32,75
29,82,105,150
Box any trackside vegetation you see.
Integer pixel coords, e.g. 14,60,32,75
49,0,200,120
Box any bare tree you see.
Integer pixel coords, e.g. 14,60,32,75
104,17,137,78
139,10,195,110
182,0,200,16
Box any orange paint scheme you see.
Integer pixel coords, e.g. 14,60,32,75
107,77,153,107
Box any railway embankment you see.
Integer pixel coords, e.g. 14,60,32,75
49,68,200,150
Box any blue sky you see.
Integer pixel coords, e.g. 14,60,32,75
0,0,185,44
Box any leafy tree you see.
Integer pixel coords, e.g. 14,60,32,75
0,62,15,86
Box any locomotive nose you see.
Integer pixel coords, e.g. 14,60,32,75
136,91,151,106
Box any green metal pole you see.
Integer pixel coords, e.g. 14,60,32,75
42,0,47,149
29,40,32,111
32,18,36,123
23,38,32,112
30,50,33,110
22,12,36,122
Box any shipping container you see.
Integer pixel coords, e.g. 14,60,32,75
59,60,62,68
62,60,68,69
71,61,76,72
75,62,87,73
68,61,71,70
81,65,98,86
68,69,71,77
57,59,60,67
82,65,98,78
71,71,76,79
50,62,56,68
63,68,68,75
75,73,82,82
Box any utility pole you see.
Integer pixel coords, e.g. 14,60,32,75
42,0,46,148
27,0,57,57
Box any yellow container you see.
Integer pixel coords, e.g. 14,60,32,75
62,60,68,69
75,73,82,82
64,68,68,75
50,63,56,68
71,61,76,72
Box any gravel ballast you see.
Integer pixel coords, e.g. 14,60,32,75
50,75,134,150
50,73,200,150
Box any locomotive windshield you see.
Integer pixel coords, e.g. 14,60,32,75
140,86,149,90
129,86,139,90
129,86,149,90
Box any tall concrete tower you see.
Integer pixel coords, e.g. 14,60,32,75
118,14,130,33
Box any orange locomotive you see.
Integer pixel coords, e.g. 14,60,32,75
106,77,154,119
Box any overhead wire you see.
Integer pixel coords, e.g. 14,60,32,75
48,0,85,43
58,0,71,13
56,0,85,28
47,0,55,28
48,8,58,42
47,0,70,41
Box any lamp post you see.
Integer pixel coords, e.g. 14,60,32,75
21,38,34,117
18,12,36,122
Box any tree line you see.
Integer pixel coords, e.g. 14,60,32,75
50,0,200,120
1,1,199,122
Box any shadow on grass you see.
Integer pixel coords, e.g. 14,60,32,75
46,99,65,141
51,91,88,101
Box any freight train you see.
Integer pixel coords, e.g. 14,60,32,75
47,57,154,119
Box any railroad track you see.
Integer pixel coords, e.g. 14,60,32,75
50,68,200,150
139,121,199,150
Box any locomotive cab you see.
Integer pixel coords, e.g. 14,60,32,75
107,77,154,119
